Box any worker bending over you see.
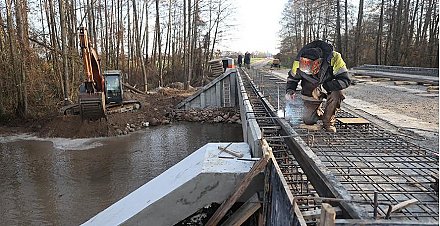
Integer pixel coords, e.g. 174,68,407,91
285,40,351,132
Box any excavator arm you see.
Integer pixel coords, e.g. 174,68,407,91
78,27,104,93
77,27,106,120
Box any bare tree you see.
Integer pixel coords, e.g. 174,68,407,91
13,0,29,117
59,0,70,104
375,0,385,64
389,0,404,65
336,0,342,52
155,0,162,87
353,0,364,66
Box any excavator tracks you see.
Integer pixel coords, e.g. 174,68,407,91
60,95,141,120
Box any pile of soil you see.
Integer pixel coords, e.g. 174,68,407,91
37,87,195,138
0,86,242,139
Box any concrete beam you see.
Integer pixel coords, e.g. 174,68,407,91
82,143,254,226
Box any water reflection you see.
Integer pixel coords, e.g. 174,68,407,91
0,122,243,225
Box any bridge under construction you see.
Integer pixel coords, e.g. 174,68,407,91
85,66,438,226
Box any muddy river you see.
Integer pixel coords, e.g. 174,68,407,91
0,122,243,225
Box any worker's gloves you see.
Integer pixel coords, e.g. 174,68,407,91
312,84,327,100
285,90,295,101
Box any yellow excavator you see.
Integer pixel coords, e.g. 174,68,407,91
61,27,141,120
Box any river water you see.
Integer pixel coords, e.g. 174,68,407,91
0,122,243,225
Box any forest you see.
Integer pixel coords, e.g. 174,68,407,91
278,0,439,68
0,0,438,120
0,0,234,120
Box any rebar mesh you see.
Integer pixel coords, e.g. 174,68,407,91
243,69,439,223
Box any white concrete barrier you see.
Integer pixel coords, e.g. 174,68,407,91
82,142,254,226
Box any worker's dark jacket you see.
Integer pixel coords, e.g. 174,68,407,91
286,41,351,97
244,54,251,64
238,55,243,64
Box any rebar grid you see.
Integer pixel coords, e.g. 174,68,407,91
294,112,438,220
243,76,320,213
249,69,439,222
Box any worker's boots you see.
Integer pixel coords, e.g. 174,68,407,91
322,90,345,133
323,115,337,133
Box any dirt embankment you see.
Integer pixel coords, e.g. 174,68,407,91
0,87,241,139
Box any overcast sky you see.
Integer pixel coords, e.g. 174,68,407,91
220,0,360,55
221,0,286,55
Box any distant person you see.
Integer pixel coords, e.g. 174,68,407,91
285,40,351,133
244,52,251,69
237,54,243,67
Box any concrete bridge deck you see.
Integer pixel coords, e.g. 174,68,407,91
84,67,438,225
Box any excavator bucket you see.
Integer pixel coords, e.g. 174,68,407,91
79,92,106,121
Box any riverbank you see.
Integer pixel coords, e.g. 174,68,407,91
0,87,241,139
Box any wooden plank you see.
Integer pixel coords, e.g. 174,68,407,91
372,78,391,82
258,209,264,226
351,75,371,79
220,194,261,226
206,153,270,226
218,142,233,153
218,145,244,158
302,206,342,220
337,117,370,124
394,81,419,85
261,161,271,226
427,86,439,93
299,123,322,131
390,199,418,213
319,203,336,226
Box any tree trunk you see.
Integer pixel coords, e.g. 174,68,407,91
335,0,342,52
428,2,438,66
155,0,163,87
375,0,385,64
390,0,404,65
415,0,424,46
68,0,77,98
384,0,397,65
353,0,364,66
14,0,29,117
344,0,348,56
163,0,172,85
143,0,149,91
5,0,19,115
401,0,418,65
132,0,147,92
186,0,192,89
210,1,221,60
127,0,131,82
59,0,70,104
191,0,198,83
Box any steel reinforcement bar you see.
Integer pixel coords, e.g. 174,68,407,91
240,68,439,225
